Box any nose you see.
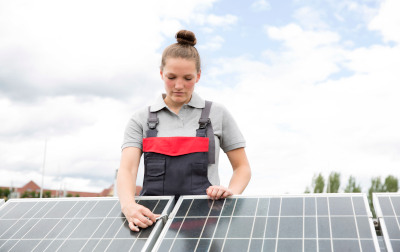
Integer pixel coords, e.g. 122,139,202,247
174,79,184,89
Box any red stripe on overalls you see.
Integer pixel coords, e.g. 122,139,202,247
143,137,209,156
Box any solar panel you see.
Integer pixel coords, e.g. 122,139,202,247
0,196,174,252
373,193,400,252
152,194,380,252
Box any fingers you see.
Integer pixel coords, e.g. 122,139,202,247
207,186,233,200
124,203,157,232
142,208,157,223
129,221,139,232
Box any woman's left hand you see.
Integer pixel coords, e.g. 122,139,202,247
206,185,233,200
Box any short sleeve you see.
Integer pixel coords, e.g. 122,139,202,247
121,113,144,150
219,105,246,152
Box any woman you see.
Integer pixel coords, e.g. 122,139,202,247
117,30,251,232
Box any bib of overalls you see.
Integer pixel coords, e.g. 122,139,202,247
140,101,214,198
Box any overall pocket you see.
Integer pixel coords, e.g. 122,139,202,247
191,163,212,194
143,158,165,195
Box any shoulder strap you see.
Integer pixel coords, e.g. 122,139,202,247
198,101,215,164
146,107,158,137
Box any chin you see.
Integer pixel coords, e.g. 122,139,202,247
172,97,188,103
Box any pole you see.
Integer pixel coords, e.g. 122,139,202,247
40,138,47,198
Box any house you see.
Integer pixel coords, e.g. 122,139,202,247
0,180,142,199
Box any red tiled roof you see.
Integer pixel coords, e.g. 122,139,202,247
1,180,143,198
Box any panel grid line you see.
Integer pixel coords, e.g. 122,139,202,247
350,196,363,252
78,199,119,252
8,200,61,252
274,197,282,252
302,197,305,252
0,201,40,251
54,200,99,252
326,196,333,252
221,198,238,251
193,199,214,251
260,198,271,252
168,199,194,252
207,198,227,251
31,201,80,252
247,198,260,252
315,197,319,252
127,199,161,252
131,199,161,252
0,202,18,219
389,196,400,236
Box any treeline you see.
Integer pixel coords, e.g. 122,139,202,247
305,172,399,216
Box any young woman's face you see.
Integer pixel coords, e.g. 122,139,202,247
161,57,201,106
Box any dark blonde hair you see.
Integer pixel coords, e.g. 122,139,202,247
160,30,201,72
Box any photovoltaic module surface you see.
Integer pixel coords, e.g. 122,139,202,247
0,196,174,252
373,193,400,252
152,195,380,252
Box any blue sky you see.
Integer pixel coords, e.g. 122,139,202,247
0,0,399,195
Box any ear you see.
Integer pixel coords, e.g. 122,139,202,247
160,70,164,80
196,70,201,83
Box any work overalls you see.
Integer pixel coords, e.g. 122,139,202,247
140,101,215,198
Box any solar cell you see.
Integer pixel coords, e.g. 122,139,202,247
152,194,380,252
373,193,400,252
0,196,174,252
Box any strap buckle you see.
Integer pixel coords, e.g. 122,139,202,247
199,118,210,129
147,118,159,129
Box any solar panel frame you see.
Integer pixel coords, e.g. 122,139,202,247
373,193,400,252
0,196,175,252
152,194,380,252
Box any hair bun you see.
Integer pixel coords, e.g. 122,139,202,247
176,30,197,46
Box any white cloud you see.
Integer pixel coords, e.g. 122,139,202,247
200,21,400,194
293,6,328,30
250,0,271,12
205,14,238,27
198,35,225,51
369,0,400,43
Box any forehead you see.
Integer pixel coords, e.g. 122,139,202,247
163,57,197,73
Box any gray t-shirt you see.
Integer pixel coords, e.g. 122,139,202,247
122,92,246,185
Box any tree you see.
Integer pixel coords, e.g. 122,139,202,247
313,173,325,193
0,188,3,197
4,188,10,198
344,176,362,193
75,194,80,197
368,177,385,217
44,191,51,198
67,193,73,197
383,175,398,192
327,172,340,193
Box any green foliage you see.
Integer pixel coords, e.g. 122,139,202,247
344,176,362,193
67,193,73,197
44,191,52,198
304,187,311,194
75,194,80,197
327,172,340,193
383,175,398,192
21,191,39,198
368,177,384,217
313,173,325,193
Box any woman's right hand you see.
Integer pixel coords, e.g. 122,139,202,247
121,202,158,232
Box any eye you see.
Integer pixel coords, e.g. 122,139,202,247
167,76,175,80
185,77,193,81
